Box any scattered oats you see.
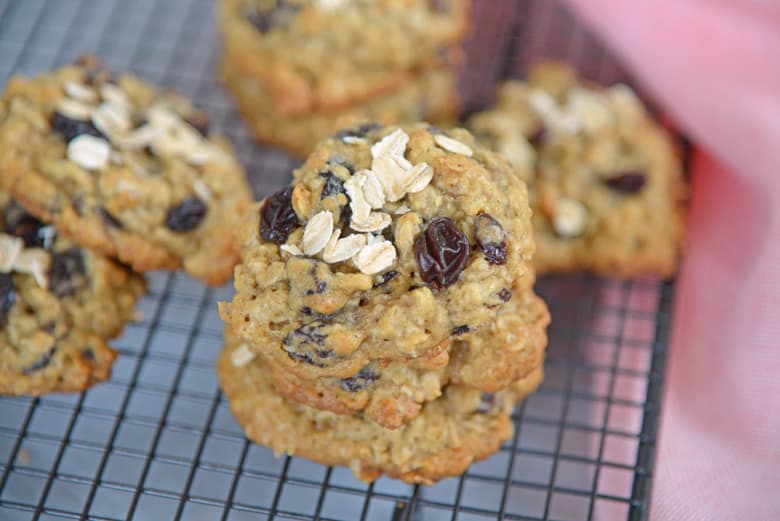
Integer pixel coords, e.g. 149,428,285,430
14,249,51,289
302,211,334,256
607,84,646,123
64,81,97,103
342,136,368,145
0,234,23,272
193,180,212,202
433,134,473,156
92,102,131,136
185,144,228,166
371,128,409,159
67,134,110,171
280,244,303,256
344,175,372,222
394,205,411,215
553,197,588,238
566,87,614,134
55,98,93,120
401,162,433,193
37,226,56,250
231,343,256,367
528,88,580,135
112,124,158,149
99,83,131,110
110,151,123,165
350,211,391,233
365,233,384,246
371,155,408,202
354,239,397,275
497,136,535,175
358,170,385,209
147,104,181,130
322,230,366,263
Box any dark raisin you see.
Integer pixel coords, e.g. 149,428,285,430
414,217,470,291
332,122,382,141
50,112,105,143
498,288,512,302
260,187,299,244
373,270,399,288
474,212,508,265
97,207,123,229
451,325,470,336
341,365,380,392
528,126,548,146
23,347,56,375
476,393,496,414
328,154,355,173
81,348,95,361
49,249,87,298
165,196,207,232
0,274,16,328
3,203,48,248
184,113,210,137
604,170,647,194
245,2,299,32
305,280,327,295
319,172,345,199
283,322,334,367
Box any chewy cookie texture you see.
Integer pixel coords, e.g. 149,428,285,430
468,63,686,278
219,123,549,480
0,192,145,395
219,330,543,485
0,56,252,285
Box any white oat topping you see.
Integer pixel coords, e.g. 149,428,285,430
56,98,93,120
280,244,303,256
353,238,397,275
67,134,111,170
552,197,588,238
322,230,366,264
0,234,51,290
64,81,97,103
433,134,473,157
230,343,256,367
302,210,334,256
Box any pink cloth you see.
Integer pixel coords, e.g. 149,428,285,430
563,0,780,518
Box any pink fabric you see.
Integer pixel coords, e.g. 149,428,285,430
562,0,780,519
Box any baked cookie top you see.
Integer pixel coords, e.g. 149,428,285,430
219,0,469,115
0,56,252,285
220,123,536,378
218,330,543,484
468,63,686,278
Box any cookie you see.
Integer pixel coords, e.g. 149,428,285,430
0,196,145,395
219,123,538,382
218,0,469,116
254,276,548,429
468,62,686,278
218,330,543,484
0,56,252,285
220,56,460,157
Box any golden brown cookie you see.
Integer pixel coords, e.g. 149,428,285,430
469,62,686,278
0,56,252,285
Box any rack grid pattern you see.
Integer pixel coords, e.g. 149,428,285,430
0,1,674,520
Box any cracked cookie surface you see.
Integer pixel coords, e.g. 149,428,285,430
220,123,538,380
469,62,686,278
218,329,543,484
0,57,252,285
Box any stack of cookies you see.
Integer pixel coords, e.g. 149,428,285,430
219,123,549,483
217,0,470,157
0,57,252,395
468,63,686,278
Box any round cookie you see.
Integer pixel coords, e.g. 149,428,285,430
219,0,470,116
220,123,536,380
252,276,549,429
218,331,543,485
468,62,686,278
0,56,252,285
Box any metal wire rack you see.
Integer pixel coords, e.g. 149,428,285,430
0,1,676,520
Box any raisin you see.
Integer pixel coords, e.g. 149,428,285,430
0,274,16,328
498,288,512,302
97,207,123,228
332,122,382,141
50,112,105,143
414,217,470,291
476,393,497,414
604,170,647,194
165,196,207,232
245,2,299,32
372,270,398,288
319,172,345,199
528,126,548,146
304,281,327,295
23,347,56,375
49,249,87,298
283,322,333,367
341,365,380,392
451,325,470,336
260,187,299,244
184,113,210,137
474,212,508,265
3,204,48,247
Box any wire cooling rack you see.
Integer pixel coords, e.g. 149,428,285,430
0,1,675,520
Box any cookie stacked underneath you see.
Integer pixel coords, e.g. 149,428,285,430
218,0,469,156
219,123,549,483
0,57,252,395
